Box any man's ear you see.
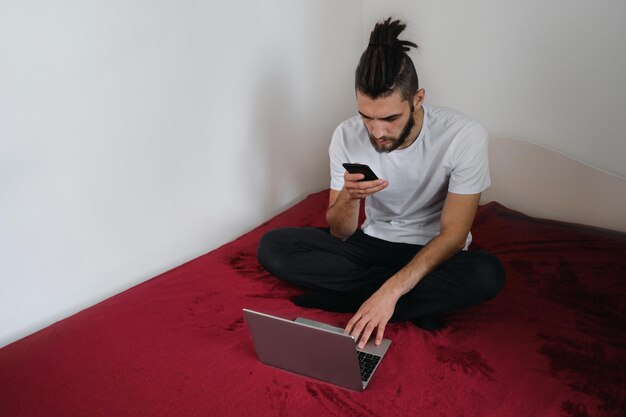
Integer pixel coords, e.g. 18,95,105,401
413,88,426,108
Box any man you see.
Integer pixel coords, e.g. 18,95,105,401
257,18,505,348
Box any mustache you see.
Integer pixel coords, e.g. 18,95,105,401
369,135,397,142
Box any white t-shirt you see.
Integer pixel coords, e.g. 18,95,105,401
329,104,490,248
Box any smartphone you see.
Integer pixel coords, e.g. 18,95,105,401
342,163,379,181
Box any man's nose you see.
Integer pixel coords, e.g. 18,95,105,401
370,121,386,139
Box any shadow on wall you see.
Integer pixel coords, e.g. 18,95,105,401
245,3,361,218
250,70,306,215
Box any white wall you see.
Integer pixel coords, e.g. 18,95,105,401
6,0,623,349
0,0,362,347
363,0,626,178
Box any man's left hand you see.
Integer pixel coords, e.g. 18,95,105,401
344,287,400,349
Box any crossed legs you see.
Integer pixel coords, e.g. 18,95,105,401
257,227,505,327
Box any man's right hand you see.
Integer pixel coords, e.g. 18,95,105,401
326,173,388,240
342,172,388,200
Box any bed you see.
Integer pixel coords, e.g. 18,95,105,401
1,137,625,417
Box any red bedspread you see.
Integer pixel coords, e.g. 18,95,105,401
1,190,625,417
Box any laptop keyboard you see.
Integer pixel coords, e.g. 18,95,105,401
357,351,382,382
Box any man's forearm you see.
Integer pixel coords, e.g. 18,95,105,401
382,193,479,297
380,231,466,298
326,189,361,240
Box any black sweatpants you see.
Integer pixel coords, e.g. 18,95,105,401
257,227,505,322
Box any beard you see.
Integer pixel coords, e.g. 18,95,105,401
368,104,416,153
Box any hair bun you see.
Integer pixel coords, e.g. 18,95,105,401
368,18,417,53
356,17,419,99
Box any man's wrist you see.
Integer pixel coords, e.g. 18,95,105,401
339,187,362,204
379,278,406,301
328,189,360,217
385,268,422,299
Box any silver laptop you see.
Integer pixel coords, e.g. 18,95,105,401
243,309,391,391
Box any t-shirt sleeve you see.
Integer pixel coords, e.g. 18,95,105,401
447,123,491,194
329,125,349,191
